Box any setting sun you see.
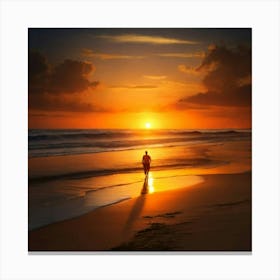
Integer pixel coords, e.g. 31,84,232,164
145,122,151,129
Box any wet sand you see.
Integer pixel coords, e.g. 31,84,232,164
29,172,251,251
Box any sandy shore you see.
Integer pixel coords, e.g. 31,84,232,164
29,172,251,251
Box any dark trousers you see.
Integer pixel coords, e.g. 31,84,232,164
143,164,150,175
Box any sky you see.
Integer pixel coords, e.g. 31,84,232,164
28,28,251,129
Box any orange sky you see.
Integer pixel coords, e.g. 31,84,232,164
29,28,251,129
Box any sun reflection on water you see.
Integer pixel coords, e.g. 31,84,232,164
148,172,154,193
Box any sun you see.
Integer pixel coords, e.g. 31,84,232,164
145,122,151,129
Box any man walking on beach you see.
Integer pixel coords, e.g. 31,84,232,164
142,151,151,175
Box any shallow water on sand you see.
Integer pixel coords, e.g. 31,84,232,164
29,170,203,230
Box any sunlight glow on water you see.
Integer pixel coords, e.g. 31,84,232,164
148,173,155,193
29,171,205,230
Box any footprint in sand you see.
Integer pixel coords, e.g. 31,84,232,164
143,211,182,219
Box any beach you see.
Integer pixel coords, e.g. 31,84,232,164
29,172,251,251
27,28,253,253
28,129,251,251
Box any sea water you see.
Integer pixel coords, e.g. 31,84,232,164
28,129,251,230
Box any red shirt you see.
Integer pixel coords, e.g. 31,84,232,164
142,155,151,165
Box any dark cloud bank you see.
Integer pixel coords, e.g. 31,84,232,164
29,44,252,115
179,45,251,108
29,50,99,112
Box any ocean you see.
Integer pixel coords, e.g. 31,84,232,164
28,128,251,158
28,129,251,230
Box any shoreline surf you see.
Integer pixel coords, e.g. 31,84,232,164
28,129,251,232
29,128,251,158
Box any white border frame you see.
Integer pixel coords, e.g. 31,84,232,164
1,0,279,279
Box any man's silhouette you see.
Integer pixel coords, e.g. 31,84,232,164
142,151,151,175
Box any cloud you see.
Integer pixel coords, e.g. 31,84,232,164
49,59,98,94
179,45,251,107
97,34,199,45
29,113,74,118
81,48,144,60
185,86,251,107
29,94,101,112
29,50,99,112
165,100,209,111
143,75,167,80
178,65,200,76
29,50,98,95
207,43,217,51
28,50,50,95
109,84,158,89
158,52,205,58
237,75,251,87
